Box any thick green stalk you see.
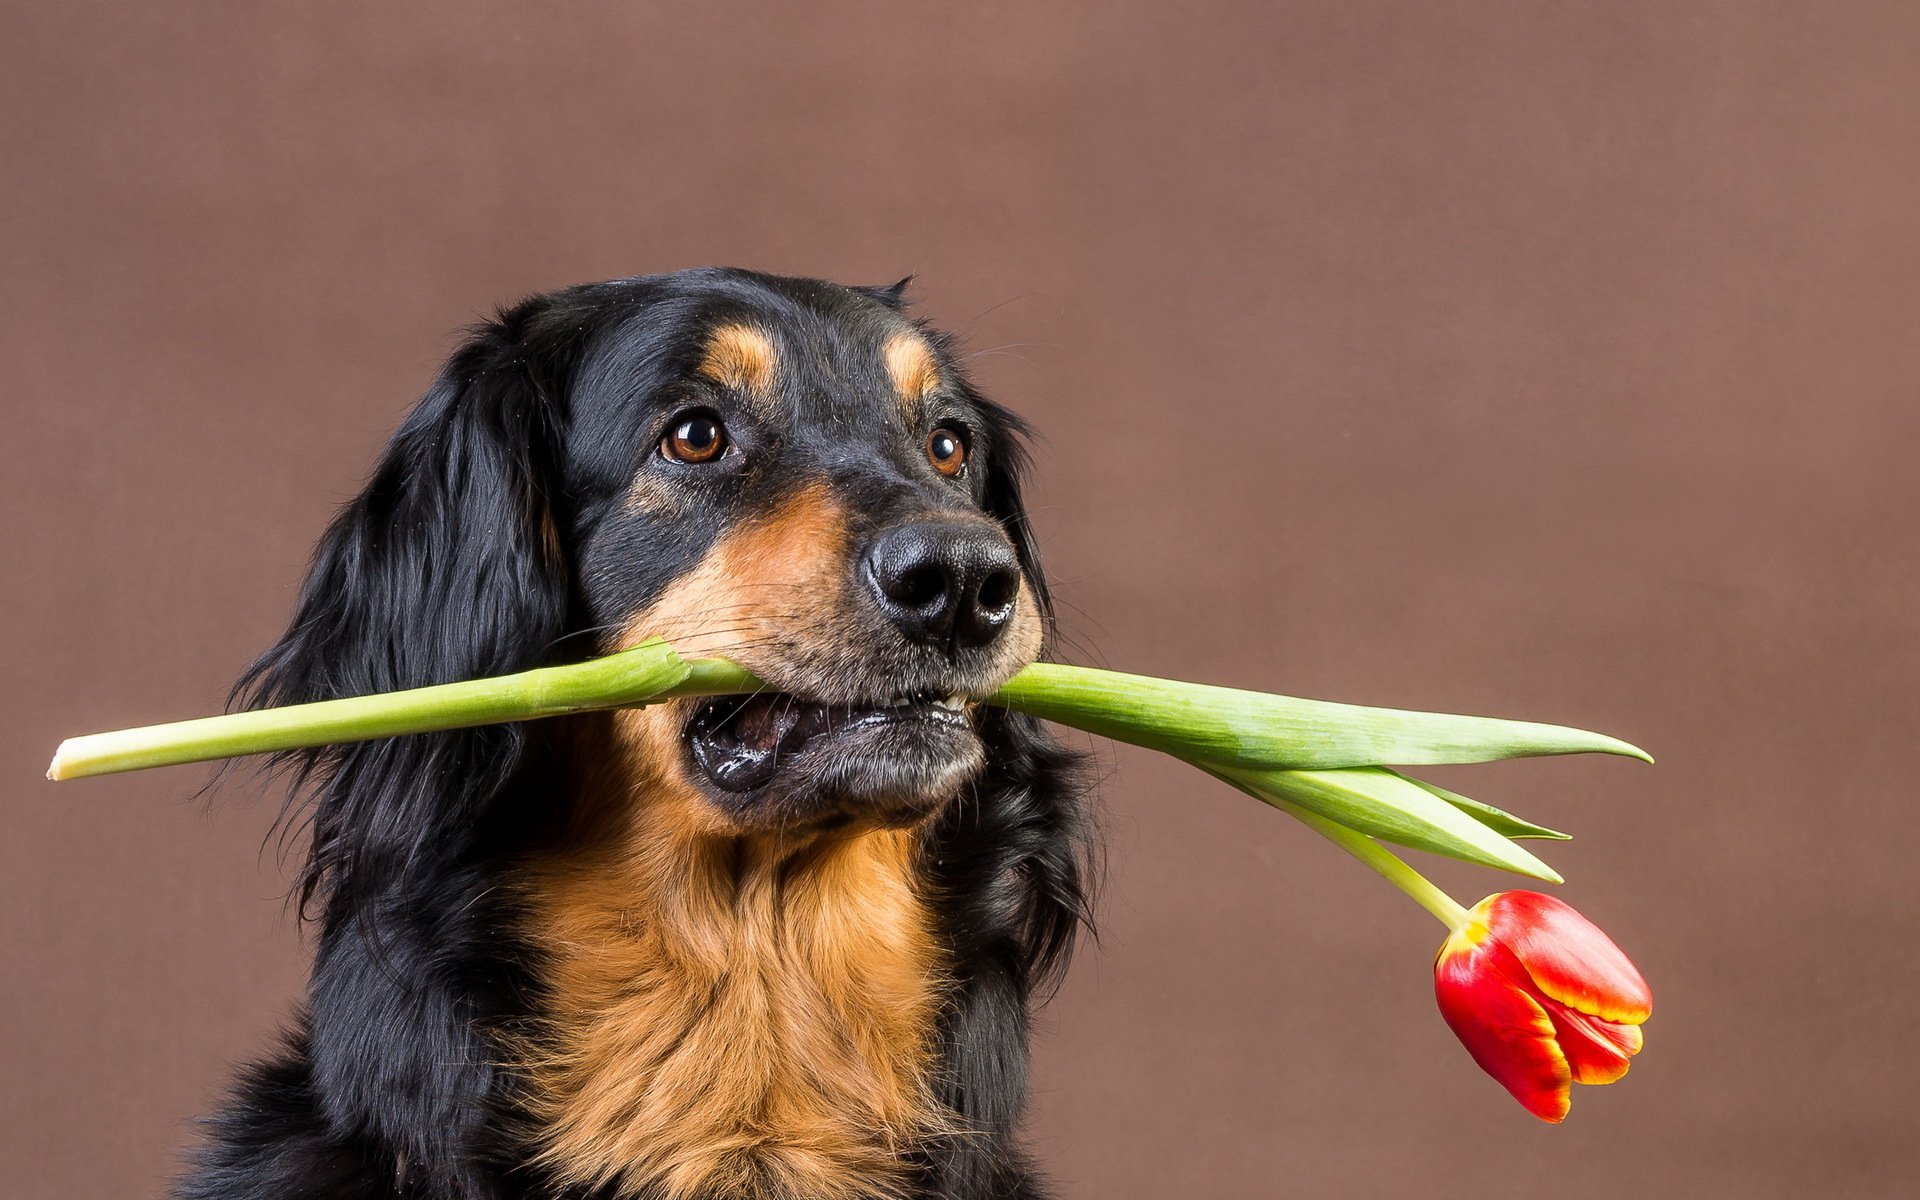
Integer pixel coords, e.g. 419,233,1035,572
46,641,741,781
46,650,1644,785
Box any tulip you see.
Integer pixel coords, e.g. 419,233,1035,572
1434,891,1652,1121
1252,796,1649,1122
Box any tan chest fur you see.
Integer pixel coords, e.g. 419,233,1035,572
516,711,950,1200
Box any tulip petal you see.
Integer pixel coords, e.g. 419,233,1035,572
1483,892,1653,1024
1435,933,1572,1122
1544,1000,1642,1085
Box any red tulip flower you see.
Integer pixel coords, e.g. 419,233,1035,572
1434,891,1652,1122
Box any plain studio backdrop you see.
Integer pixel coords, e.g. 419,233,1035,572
5,3,1916,1197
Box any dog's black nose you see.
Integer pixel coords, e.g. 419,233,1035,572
863,520,1021,653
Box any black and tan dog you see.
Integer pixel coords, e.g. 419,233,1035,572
182,270,1092,1200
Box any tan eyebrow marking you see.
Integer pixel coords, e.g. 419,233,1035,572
695,324,779,397
882,332,939,415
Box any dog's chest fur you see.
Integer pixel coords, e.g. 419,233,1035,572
517,742,948,1200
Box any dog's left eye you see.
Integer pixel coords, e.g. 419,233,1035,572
661,412,729,463
925,425,968,477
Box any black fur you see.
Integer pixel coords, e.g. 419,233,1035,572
179,269,1093,1200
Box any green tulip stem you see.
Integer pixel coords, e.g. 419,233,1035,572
1268,793,1472,929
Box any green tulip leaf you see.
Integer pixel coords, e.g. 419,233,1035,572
991,662,1650,771
1390,771,1571,841
1210,763,1564,883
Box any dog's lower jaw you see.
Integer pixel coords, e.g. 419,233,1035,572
515,724,955,1200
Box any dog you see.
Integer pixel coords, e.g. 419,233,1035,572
179,269,1094,1200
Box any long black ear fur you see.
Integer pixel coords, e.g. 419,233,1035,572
919,402,1097,1197
238,318,569,914
220,311,571,1195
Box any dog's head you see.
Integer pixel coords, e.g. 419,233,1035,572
565,271,1049,836
245,269,1053,901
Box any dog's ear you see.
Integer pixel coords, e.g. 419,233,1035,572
231,311,575,1187
853,275,914,311
920,379,1095,1190
236,310,571,916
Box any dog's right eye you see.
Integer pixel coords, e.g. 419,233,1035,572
661,412,729,464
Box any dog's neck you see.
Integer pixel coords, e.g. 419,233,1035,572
515,708,950,1200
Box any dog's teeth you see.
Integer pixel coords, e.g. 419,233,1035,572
877,694,965,710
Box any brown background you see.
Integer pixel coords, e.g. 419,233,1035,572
5,2,1917,1197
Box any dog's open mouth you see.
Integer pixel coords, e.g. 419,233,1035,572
686,691,973,794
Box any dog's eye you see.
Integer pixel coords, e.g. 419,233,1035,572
661,412,729,464
925,425,968,477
